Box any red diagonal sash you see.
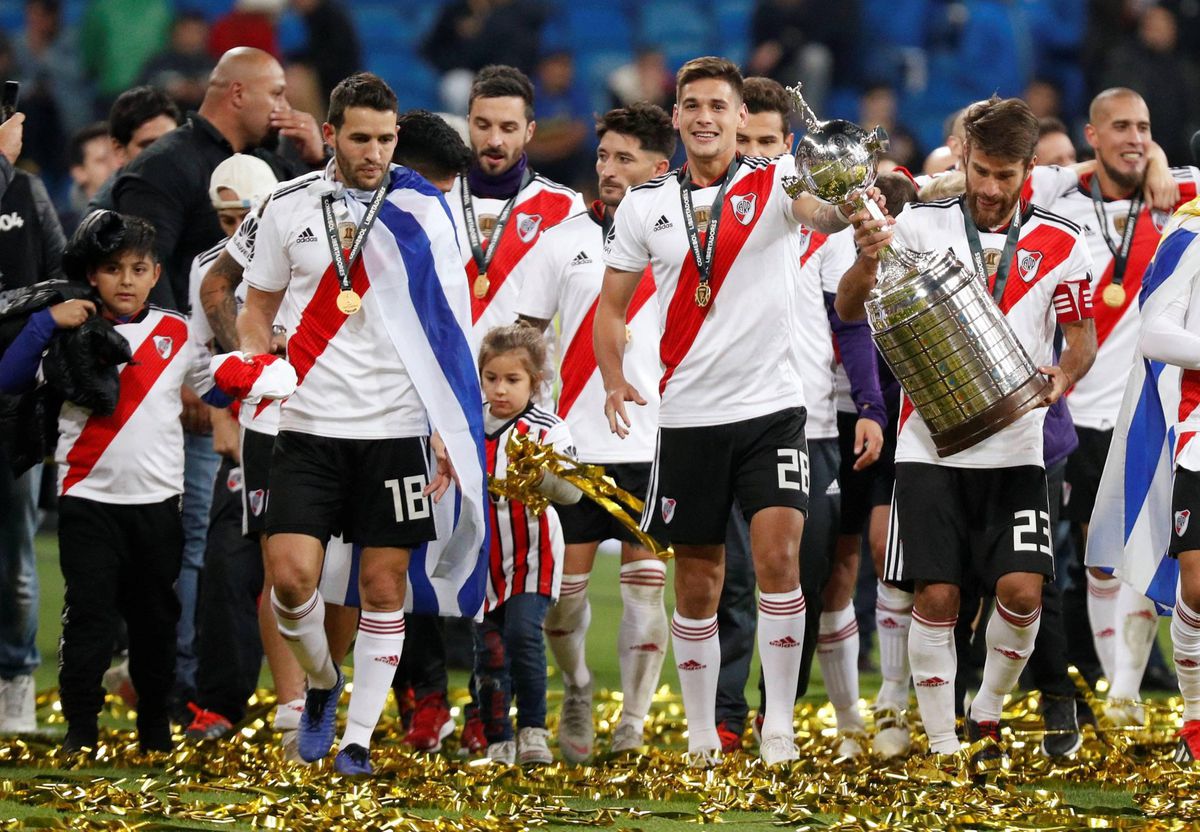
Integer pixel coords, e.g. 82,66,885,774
1091,205,1162,349
995,222,1077,314
658,165,774,395
468,188,577,323
558,267,655,418
62,314,189,495
287,253,369,388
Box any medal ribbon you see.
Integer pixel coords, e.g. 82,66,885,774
1089,174,1143,288
963,196,1024,302
461,168,534,275
679,157,740,298
321,183,389,293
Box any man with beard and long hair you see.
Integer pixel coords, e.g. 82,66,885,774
840,96,1097,776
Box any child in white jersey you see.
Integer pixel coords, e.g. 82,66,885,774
0,212,223,754
475,322,581,765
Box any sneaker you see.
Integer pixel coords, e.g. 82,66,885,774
557,681,594,764
716,719,743,754
965,718,1007,784
872,707,912,759
298,668,344,762
517,726,553,765
1175,720,1200,763
0,674,36,733
280,730,302,762
759,733,798,766
487,739,516,764
334,742,373,776
683,747,722,769
403,693,454,752
460,715,488,756
610,721,644,753
184,703,234,740
62,726,99,755
1104,698,1146,728
102,659,138,708
1040,694,1081,758
137,714,173,753
834,731,867,758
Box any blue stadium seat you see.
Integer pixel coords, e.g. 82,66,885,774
175,0,236,21
563,7,634,46
0,0,22,32
576,49,632,113
275,11,307,55
640,3,713,48
369,54,439,112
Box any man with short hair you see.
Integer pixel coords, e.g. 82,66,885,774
450,65,585,348
394,109,474,193
237,73,486,777
598,56,859,767
88,86,182,213
517,102,675,762
1024,88,1199,722
713,76,883,758
1036,117,1076,167
840,96,1097,774
65,122,117,229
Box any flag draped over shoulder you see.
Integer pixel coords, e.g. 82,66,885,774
1085,198,1200,611
362,166,489,619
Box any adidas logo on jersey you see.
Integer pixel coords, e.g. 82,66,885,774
296,227,318,243
653,214,673,232
677,659,706,671
916,676,949,687
768,635,800,648
571,251,592,265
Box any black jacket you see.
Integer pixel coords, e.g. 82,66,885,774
0,156,66,291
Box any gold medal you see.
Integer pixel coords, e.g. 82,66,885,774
695,283,712,308
1102,283,1127,308
473,272,490,299
336,288,362,315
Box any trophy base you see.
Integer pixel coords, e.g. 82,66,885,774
930,373,1054,458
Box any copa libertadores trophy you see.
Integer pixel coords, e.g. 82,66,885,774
782,84,1051,457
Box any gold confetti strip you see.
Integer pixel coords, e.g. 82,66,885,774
1,682,1198,830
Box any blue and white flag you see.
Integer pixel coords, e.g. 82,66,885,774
1086,198,1200,611
362,166,490,619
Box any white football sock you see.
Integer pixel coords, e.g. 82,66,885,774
545,573,592,689
1108,583,1158,701
909,609,959,754
271,588,337,689
1174,591,1200,721
618,560,668,728
818,603,866,732
671,611,721,752
273,698,304,732
970,601,1041,724
757,587,807,739
875,581,914,712
1087,571,1121,682
340,610,405,750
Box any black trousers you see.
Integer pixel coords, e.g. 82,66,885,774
392,613,449,701
194,459,264,722
58,495,182,733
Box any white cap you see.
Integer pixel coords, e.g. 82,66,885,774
209,154,278,210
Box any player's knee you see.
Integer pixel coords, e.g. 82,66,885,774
914,583,959,620
996,584,1042,618
358,569,406,610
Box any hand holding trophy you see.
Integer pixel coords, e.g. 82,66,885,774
782,84,1052,457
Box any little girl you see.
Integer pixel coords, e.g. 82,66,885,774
476,322,581,765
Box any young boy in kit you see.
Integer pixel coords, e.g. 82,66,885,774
0,211,227,753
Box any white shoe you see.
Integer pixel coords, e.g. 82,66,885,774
487,739,516,764
835,731,867,758
610,722,644,753
1104,698,1146,728
872,707,912,759
759,733,798,766
517,727,553,765
684,747,722,769
280,729,303,763
0,675,36,733
557,681,594,764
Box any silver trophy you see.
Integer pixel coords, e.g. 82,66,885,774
784,84,1051,457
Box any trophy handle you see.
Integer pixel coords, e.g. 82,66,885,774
851,192,894,263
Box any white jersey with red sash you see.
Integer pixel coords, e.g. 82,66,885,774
517,203,660,463
1025,164,1200,429
244,168,430,440
793,226,855,440
448,172,584,348
55,306,213,502
892,197,1094,468
604,154,806,429
484,403,574,610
